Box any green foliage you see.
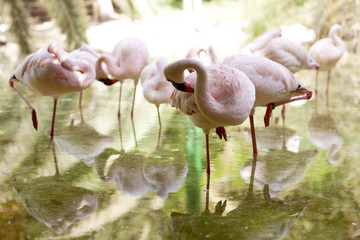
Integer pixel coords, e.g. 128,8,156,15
39,0,88,49
0,0,32,54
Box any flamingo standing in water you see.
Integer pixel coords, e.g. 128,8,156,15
308,24,345,95
95,36,150,118
243,29,319,73
9,42,95,139
140,57,174,130
70,44,103,108
164,58,255,173
222,54,312,155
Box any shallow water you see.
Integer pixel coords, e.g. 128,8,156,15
0,54,360,240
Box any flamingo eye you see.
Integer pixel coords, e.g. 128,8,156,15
297,84,301,89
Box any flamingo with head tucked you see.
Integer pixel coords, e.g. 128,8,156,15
186,45,218,65
222,54,312,155
95,36,150,118
140,57,174,130
164,58,255,174
309,24,345,95
243,29,319,73
9,42,95,139
70,44,103,119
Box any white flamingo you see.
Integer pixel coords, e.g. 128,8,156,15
9,42,95,139
222,54,312,155
309,24,345,95
164,58,255,173
95,36,150,118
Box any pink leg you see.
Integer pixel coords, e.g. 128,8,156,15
50,98,58,139
215,127,227,141
272,90,313,107
326,70,331,96
249,115,258,155
79,91,84,122
281,104,286,124
130,83,137,119
205,134,210,174
117,82,123,118
9,79,38,130
315,71,319,96
264,104,274,127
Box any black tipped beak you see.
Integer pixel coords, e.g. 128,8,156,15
170,81,194,92
98,78,118,86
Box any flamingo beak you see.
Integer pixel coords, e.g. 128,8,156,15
168,80,194,92
98,78,118,86
297,88,313,99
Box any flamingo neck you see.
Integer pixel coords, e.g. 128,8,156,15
329,27,343,48
98,54,126,80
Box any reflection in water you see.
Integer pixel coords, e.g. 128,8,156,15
143,147,188,199
244,125,301,153
169,156,309,239
308,113,343,164
12,146,98,235
96,148,148,196
53,118,113,165
241,149,318,197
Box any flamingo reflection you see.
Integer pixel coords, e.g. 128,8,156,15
12,144,98,235
169,155,309,239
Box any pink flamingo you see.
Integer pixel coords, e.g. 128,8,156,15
244,29,319,73
222,54,312,155
9,43,95,139
185,45,218,65
164,58,255,173
70,44,103,119
242,29,282,55
140,57,174,130
95,36,150,118
308,24,345,95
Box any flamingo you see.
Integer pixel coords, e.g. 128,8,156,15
222,54,313,155
185,45,218,65
70,44,103,108
280,24,316,48
9,42,95,139
95,36,150,118
140,57,174,131
308,24,345,96
164,58,255,173
243,29,319,73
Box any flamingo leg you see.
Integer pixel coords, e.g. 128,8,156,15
281,104,286,124
156,105,162,147
130,83,137,119
272,90,313,107
50,98,58,139
264,103,274,127
79,91,84,122
249,115,258,155
9,79,38,130
215,127,227,141
326,70,331,96
117,82,123,118
315,71,319,96
205,134,210,174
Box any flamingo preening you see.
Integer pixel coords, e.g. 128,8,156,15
9,42,95,139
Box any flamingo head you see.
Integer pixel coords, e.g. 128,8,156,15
168,81,194,92
306,56,320,70
97,78,118,86
295,87,313,100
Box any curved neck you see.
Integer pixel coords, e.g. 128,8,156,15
329,27,343,47
97,54,126,80
164,59,227,123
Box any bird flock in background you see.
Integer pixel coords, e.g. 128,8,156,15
9,23,345,174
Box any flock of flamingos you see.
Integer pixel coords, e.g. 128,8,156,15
8,23,345,174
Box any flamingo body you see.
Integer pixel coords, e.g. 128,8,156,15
164,59,255,173
244,29,319,73
14,43,94,98
140,57,174,107
309,24,345,72
9,43,95,138
95,36,150,118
